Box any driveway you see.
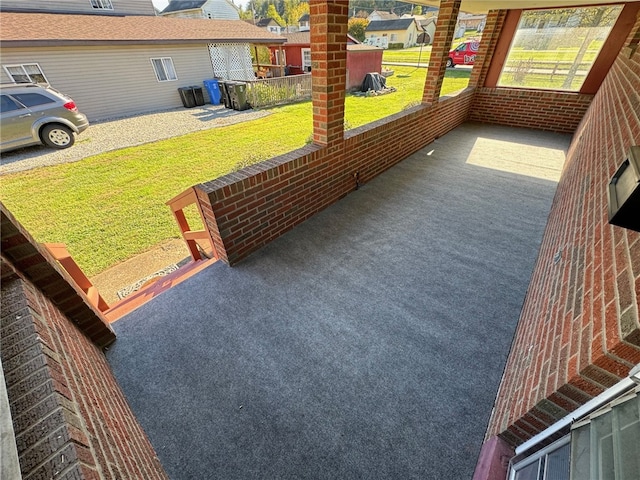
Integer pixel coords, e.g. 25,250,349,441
0,105,271,175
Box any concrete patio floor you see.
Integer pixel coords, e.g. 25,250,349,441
106,122,569,480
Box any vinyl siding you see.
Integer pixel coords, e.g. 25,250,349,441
202,0,239,20
162,10,204,19
0,0,156,15
0,45,216,120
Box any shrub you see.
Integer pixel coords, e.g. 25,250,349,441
388,43,405,50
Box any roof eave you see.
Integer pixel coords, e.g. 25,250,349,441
2,38,287,47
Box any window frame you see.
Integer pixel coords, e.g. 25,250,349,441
301,48,311,72
3,64,48,84
495,4,623,93
510,435,571,480
150,57,178,82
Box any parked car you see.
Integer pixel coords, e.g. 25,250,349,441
1,83,89,152
447,40,480,67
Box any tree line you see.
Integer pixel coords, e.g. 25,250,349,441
235,0,420,25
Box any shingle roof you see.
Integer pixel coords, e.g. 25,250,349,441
365,18,416,32
298,13,309,22
282,32,310,44
160,0,207,14
369,10,398,20
255,17,278,27
0,12,286,46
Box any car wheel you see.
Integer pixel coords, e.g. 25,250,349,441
41,124,75,149
446,58,454,68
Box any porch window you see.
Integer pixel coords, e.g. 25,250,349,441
150,58,178,82
390,34,398,42
497,5,622,91
90,0,113,9
3,64,47,84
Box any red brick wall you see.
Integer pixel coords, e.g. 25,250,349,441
470,88,594,133
485,13,640,447
1,206,168,479
197,90,474,265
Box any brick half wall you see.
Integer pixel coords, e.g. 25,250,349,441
484,12,640,447
470,88,594,134
1,266,168,480
197,90,474,265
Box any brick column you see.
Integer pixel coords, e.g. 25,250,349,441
468,10,507,88
422,0,461,104
310,0,348,145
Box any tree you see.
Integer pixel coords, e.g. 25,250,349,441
266,4,285,26
284,0,309,26
413,6,422,16
348,18,369,42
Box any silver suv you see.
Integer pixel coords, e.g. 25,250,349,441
1,83,89,152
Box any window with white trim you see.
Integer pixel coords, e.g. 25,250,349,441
301,48,311,72
90,0,114,10
3,64,48,84
150,58,178,82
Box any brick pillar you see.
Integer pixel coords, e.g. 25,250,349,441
310,0,348,145
422,0,462,104
468,10,507,88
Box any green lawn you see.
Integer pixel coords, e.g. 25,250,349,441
382,46,432,65
0,66,470,276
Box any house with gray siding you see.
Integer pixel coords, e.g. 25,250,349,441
159,0,239,20
0,0,156,16
0,8,284,120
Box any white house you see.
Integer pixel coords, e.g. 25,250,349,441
365,18,420,49
367,10,399,22
159,0,239,20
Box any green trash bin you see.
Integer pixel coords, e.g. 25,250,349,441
227,81,250,111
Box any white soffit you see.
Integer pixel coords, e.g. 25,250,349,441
415,0,628,14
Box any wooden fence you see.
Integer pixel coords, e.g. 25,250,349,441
239,74,312,108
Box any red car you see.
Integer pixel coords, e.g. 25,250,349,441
447,40,480,67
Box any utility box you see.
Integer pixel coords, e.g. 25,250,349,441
608,145,640,232
178,87,196,108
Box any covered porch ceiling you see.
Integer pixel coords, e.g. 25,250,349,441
415,0,627,14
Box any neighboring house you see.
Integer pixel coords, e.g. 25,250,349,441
365,18,420,48
255,17,282,34
269,33,382,89
417,17,437,44
367,10,398,22
0,12,284,120
298,13,310,31
457,12,487,31
159,0,239,20
0,0,156,15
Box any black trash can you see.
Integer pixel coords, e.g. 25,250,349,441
191,86,205,106
218,80,232,109
227,81,250,111
178,87,196,108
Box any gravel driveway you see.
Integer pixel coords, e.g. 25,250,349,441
0,105,271,175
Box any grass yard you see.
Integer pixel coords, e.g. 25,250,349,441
382,46,432,65
0,67,470,276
